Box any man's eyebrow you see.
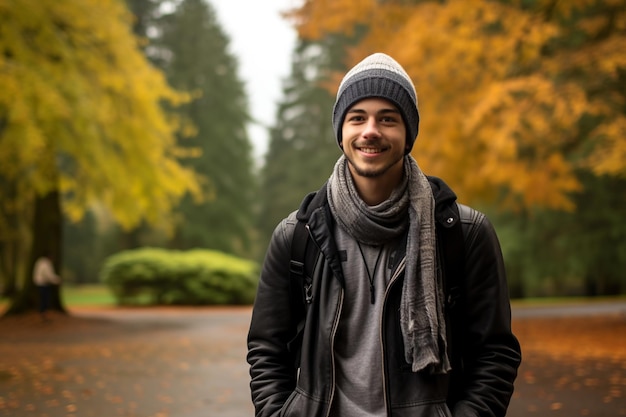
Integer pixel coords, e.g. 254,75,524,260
346,107,400,114
378,108,401,115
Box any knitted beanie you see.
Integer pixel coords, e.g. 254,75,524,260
332,53,419,154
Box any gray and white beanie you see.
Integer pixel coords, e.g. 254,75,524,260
332,53,419,154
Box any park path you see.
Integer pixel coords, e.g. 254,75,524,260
1,302,625,416
0,306,255,417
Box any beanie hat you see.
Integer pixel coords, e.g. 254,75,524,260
332,53,419,154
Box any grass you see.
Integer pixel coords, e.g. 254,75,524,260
511,294,626,308
61,284,117,306
0,284,117,310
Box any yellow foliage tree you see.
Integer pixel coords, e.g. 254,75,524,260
287,0,626,211
0,0,202,313
0,0,201,230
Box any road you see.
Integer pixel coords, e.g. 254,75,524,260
1,301,624,416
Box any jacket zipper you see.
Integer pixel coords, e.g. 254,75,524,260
306,224,344,417
380,255,407,415
325,285,344,417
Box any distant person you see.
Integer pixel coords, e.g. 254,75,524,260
33,254,61,320
247,53,521,416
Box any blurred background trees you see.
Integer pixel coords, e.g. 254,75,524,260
126,0,257,254
0,0,203,313
1,0,624,314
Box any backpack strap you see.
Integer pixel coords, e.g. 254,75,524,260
438,203,467,406
289,220,314,305
441,203,466,311
287,220,316,366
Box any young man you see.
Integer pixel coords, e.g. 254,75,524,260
247,53,521,417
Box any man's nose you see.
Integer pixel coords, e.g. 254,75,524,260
362,117,381,138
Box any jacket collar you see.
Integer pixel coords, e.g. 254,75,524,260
427,175,460,227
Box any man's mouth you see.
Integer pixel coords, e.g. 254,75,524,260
359,147,383,154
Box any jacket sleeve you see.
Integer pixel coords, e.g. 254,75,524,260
452,207,522,417
247,214,299,417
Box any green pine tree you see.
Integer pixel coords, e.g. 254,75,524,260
157,0,257,256
258,37,353,245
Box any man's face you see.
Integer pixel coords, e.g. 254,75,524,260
341,97,407,180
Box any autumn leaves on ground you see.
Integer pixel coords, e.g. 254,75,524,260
511,313,626,417
0,306,625,417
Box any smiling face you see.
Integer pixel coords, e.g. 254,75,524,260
341,97,407,192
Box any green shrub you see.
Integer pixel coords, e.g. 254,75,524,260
99,248,259,306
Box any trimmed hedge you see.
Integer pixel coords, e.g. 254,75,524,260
99,248,259,306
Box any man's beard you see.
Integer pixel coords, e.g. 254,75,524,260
345,152,405,178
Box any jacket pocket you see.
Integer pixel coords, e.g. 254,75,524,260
279,390,298,417
279,388,327,417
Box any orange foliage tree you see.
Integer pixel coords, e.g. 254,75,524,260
287,0,626,212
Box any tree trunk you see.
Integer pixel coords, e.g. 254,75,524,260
0,176,23,298
0,240,18,297
4,190,66,316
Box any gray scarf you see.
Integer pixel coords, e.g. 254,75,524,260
327,155,450,374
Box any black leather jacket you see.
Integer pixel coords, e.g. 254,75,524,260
247,177,521,417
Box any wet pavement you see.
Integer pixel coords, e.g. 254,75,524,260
0,307,255,417
1,302,625,416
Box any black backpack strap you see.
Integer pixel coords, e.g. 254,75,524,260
287,219,317,367
441,203,466,311
289,220,314,305
439,202,467,406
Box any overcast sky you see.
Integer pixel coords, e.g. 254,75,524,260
211,0,298,163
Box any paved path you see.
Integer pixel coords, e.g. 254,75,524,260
79,306,256,417
1,302,625,416
0,307,255,417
